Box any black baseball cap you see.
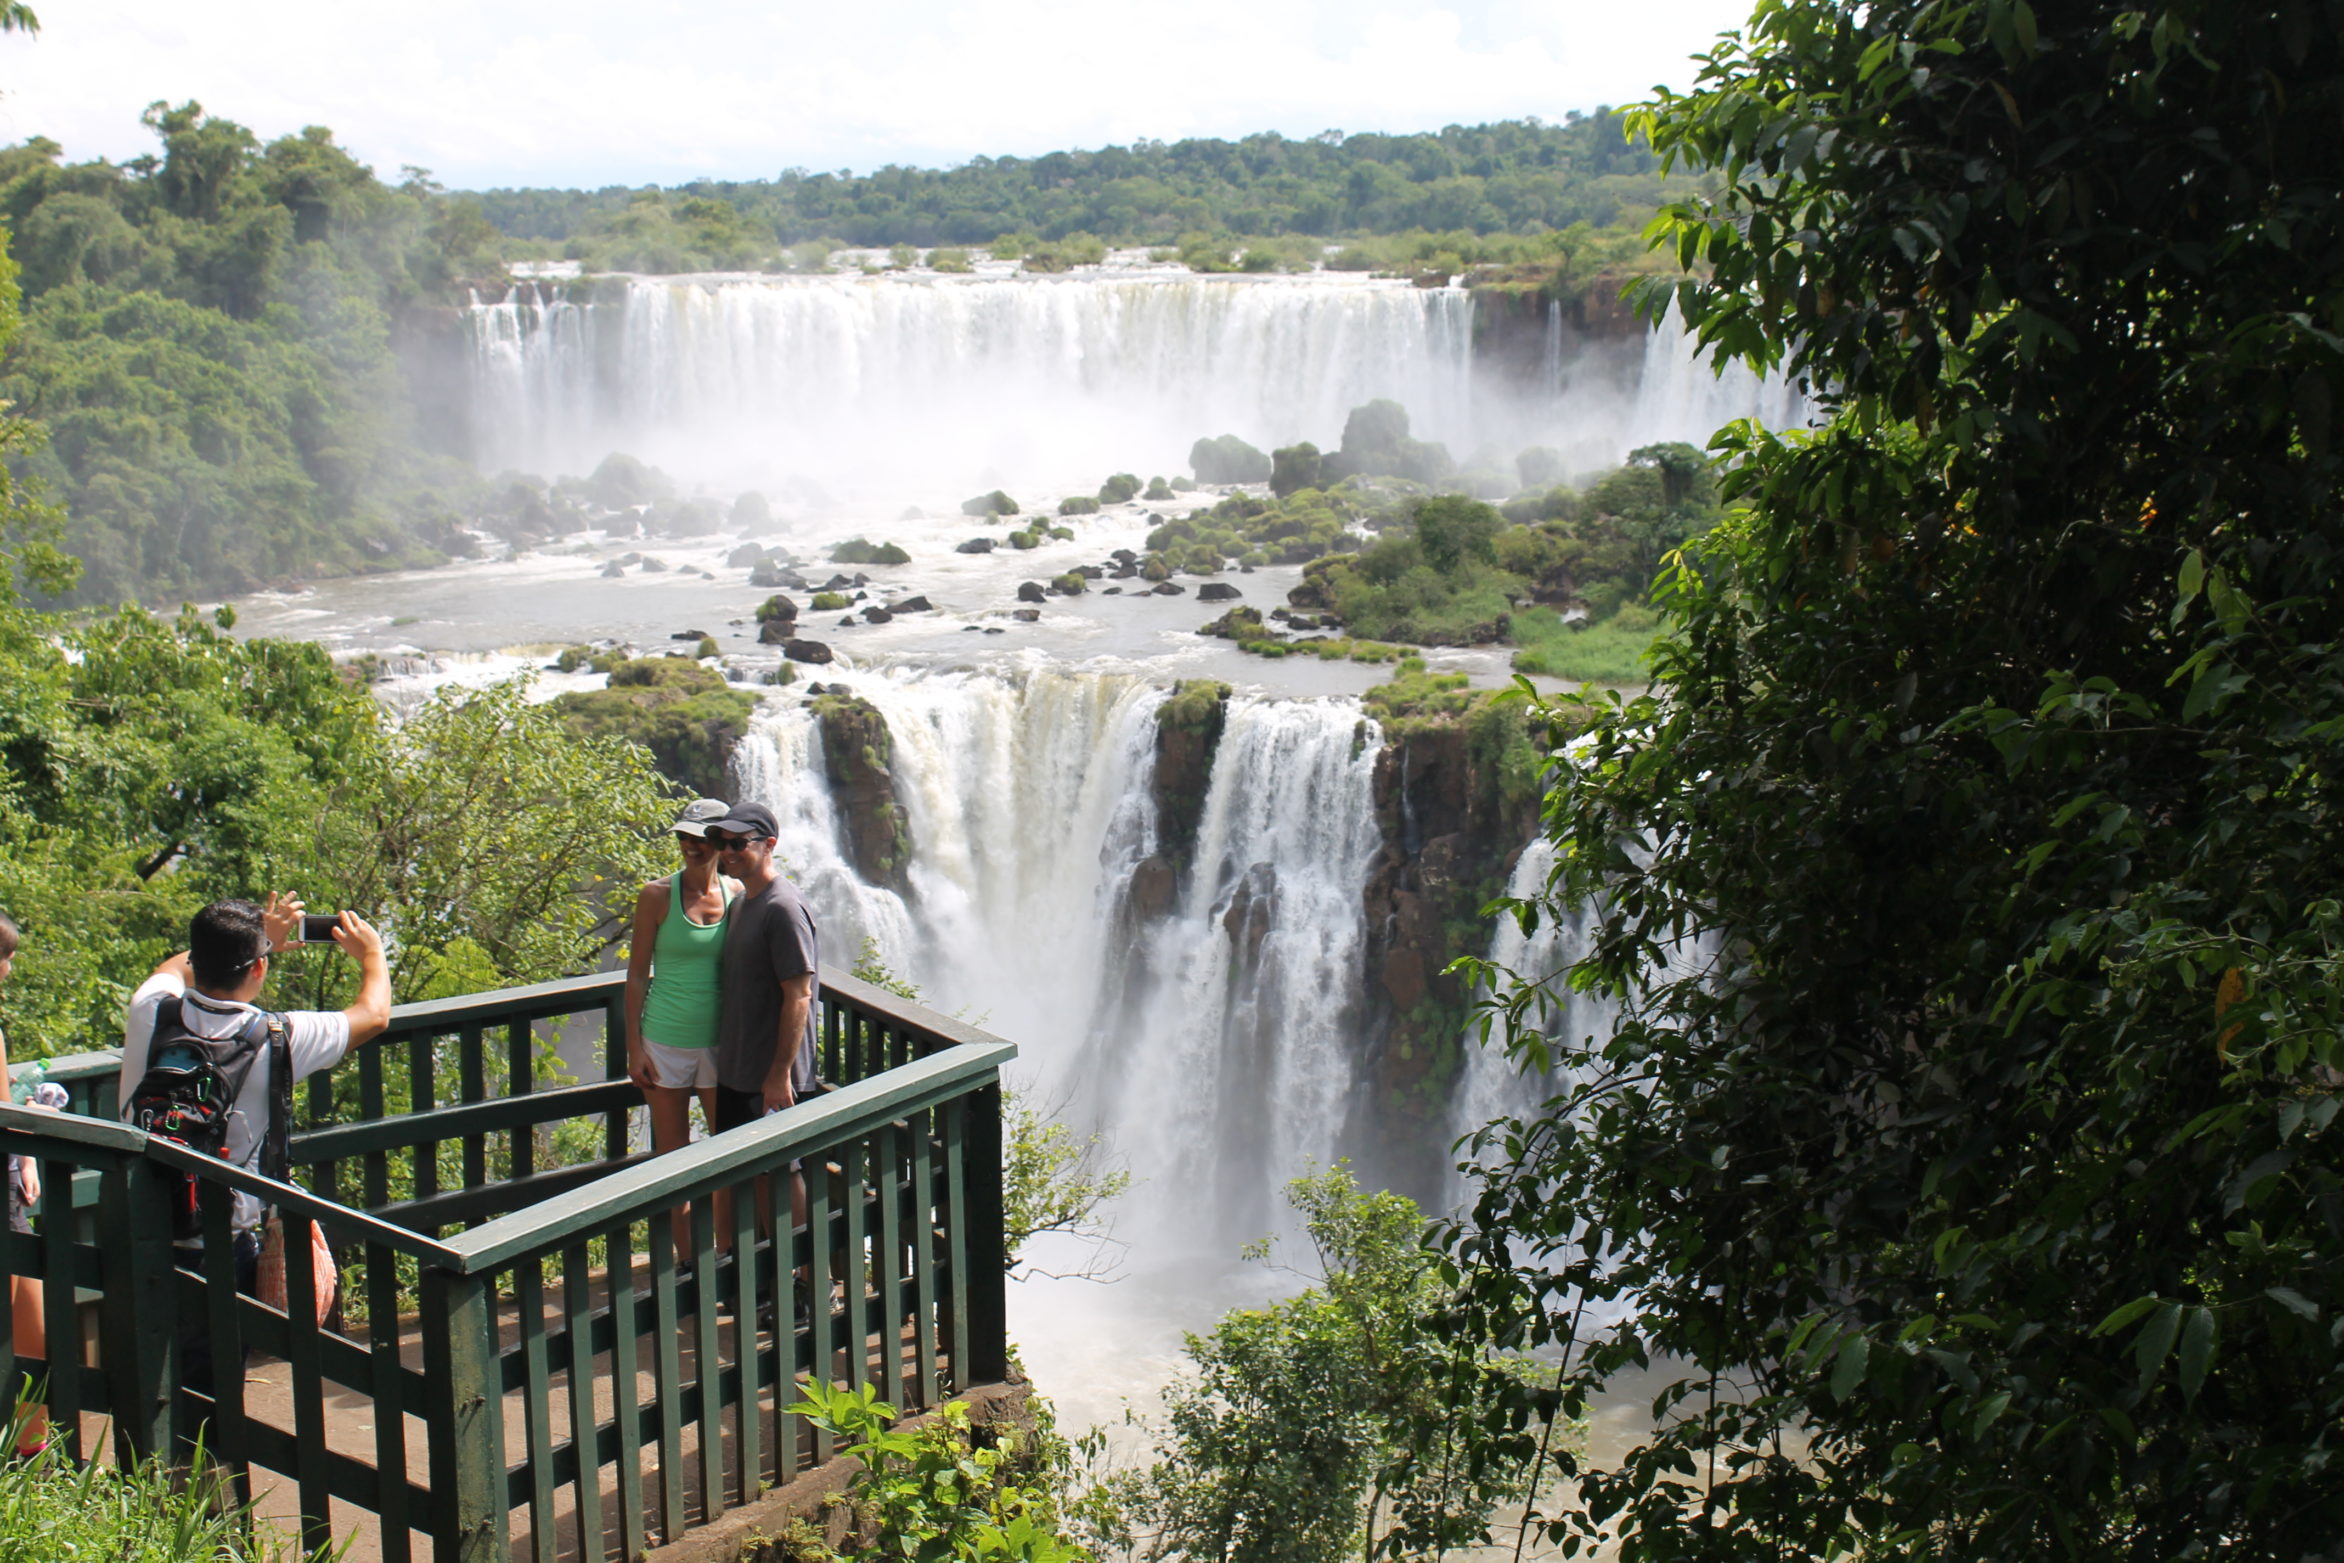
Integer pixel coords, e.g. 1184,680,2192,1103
709,802,779,841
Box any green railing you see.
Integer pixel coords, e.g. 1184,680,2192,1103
0,968,1014,1562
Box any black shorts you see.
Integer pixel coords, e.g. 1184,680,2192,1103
712,1084,766,1134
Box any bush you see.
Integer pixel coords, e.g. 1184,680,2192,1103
929,247,972,273
1189,433,1272,484
810,591,851,611
1130,1170,1551,1561
1270,442,1322,497
1098,472,1141,504
961,490,1020,517
790,1384,1090,1561
1057,495,1100,516
551,656,760,798
1050,572,1086,595
830,537,911,565
1144,476,1175,501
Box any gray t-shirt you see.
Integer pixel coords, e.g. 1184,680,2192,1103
714,876,820,1097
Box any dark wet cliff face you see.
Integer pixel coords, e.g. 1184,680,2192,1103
1343,707,1547,1201
1466,268,1655,396
811,693,912,892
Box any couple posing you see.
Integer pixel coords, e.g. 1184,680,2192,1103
623,799,820,1256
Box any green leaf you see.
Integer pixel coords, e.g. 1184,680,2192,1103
1830,1333,1871,1401
2092,1295,2162,1338
2135,1301,2183,1392
2177,547,2205,602
2177,1307,2217,1403
1971,1390,2012,1439
2266,1287,2320,1321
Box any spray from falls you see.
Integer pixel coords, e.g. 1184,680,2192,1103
462,272,1802,501
466,273,1475,497
733,666,1383,1248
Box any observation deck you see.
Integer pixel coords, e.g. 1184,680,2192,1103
0,968,1015,1561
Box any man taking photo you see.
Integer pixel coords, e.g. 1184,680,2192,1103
118,894,391,1394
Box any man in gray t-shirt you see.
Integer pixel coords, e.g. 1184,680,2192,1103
707,802,820,1133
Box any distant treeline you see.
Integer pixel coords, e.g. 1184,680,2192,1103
0,103,1687,606
474,114,1689,273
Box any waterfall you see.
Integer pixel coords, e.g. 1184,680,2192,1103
732,665,1383,1247
460,272,1810,503
1450,839,1614,1155
1627,300,1811,450
465,272,1475,499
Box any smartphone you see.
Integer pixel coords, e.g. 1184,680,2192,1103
300,913,342,944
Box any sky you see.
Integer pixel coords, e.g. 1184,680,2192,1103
0,0,1756,191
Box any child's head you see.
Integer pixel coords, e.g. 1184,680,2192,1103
0,911,16,986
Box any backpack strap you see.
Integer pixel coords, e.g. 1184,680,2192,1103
261,1012,293,1188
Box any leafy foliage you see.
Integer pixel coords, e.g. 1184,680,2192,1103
788,1383,1089,1562
0,581,676,1050
1128,1169,1551,1562
0,107,501,602
1449,3,2344,1559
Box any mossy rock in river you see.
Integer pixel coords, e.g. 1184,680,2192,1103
550,656,758,800
831,538,912,566
810,693,913,890
1151,679,1231,869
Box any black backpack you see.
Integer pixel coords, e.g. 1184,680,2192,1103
124,996,291,1239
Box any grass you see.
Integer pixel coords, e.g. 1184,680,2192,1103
0,1427,321,1561
1509,604,1665,685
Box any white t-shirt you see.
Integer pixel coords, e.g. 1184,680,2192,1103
120,972,351,1232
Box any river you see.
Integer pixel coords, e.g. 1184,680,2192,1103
230,262,1781,1461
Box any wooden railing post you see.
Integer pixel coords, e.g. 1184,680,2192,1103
97,1155,180,1465
421,1263,509,1563
962,1079,1010,1385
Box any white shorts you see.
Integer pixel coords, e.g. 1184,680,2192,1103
640,1038,718,1091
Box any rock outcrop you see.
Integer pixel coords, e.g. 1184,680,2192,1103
810,693,912,891
1346,689,1560,1197
548,656,758,801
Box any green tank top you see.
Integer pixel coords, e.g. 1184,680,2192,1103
641,873,733,1050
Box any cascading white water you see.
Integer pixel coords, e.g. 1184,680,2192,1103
1628,300,1811,450
731,664,1383,1247
462,271,1808,503
466,272,1475,498
1449,839,1616,1156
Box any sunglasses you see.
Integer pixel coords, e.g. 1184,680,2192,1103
710,832,767,850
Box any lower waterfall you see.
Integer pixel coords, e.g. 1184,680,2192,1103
731,664,1384,1248
1450,839,1613,1159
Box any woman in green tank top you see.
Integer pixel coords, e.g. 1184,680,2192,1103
623,799,740,1265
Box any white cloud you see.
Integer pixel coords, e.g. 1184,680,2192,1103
0,0,1752,187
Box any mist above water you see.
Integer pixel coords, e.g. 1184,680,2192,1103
464,268,1800,503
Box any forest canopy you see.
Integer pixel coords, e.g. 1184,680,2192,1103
0,105,503,604
472,113,1680,262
